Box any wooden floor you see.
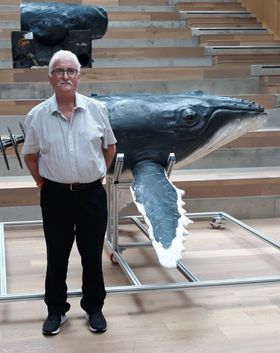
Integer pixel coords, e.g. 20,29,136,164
1,217,280,352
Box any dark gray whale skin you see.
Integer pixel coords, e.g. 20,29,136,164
97,91,265,173
20,2,108,46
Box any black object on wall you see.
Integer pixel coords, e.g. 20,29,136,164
11,29,92,68
11,2,108,68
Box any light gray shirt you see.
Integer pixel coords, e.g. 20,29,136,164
22,93,117,183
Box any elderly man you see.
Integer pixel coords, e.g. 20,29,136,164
22,50,116,335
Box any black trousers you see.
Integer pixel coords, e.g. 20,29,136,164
40,179,107,315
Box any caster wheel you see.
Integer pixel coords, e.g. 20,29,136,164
210,216,224,229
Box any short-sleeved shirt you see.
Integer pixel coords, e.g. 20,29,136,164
22,93,117,183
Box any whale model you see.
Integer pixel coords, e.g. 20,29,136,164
0,92,267,267
20,2,108,45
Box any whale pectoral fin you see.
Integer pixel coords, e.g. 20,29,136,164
131,162,192,268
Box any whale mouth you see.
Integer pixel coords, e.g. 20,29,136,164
176,113,267,168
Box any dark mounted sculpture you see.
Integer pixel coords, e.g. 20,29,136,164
20,2,108,46
11,2,108,68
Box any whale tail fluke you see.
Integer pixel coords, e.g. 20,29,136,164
131,161,192,268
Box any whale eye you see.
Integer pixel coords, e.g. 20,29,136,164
179,109,200,126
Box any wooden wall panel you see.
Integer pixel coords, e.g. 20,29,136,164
241,0,280,38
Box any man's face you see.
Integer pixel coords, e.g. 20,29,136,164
49,57,80,95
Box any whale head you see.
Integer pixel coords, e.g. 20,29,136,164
99,91,267,172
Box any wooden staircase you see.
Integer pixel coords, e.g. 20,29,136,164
0,0,279,221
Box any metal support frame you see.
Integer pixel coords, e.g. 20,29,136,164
1,153,280,302
0,223,7,295
105,153,280,293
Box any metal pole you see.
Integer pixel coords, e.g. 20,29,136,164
222,212,280,250
176,261,200,282
111,154,124,251
107,247,142,286
166,153,176,178
112,153,124,183
0,223,7,295
130,216,149,237
1,275,280,302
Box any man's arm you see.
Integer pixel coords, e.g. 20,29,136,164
102,144,116,171
24,153,44,188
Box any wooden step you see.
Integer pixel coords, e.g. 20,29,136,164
0,20,19,30
82,0,119,5
0,4,19,22
1,167,279,206
192,27,267,36
0,39,10,49
213,54,280,65
260,76,280,94
118,0,169,5
104,27,192,39
0,65,253,83
224,129,280,148
0,13,19,22
204,63,251,77
45,0,169,5
203,41,280,46
180,11,252,17
93,37,198,48
0,61,12,69
173,167,280,199
185,17,260,27
0,76,261,99
175,2,245,11
91,56,211,68
0,0,20,4
92,57,212,68
0,47,11,60
108,20,186,29
0,99,43,115
251,65,280,76
23,0,84,3
199,33,277,45
187,146,280,170
0,176,39,206
0,29,14,41
93,47,204,59
199,40,280,47
108,11,180,21
205,46,280,55
107,6,174,12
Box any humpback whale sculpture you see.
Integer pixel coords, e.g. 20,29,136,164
0,92,267,267
20,2,108,45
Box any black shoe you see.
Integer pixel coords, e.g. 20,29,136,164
42,314,67,335
87,312,107,333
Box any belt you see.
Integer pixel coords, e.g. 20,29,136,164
44,178,100,191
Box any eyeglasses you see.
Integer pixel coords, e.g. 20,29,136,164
51,68,78,78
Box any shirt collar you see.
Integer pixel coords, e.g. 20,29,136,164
50,92,87,114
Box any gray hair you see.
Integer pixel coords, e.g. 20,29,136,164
48,50,81,75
